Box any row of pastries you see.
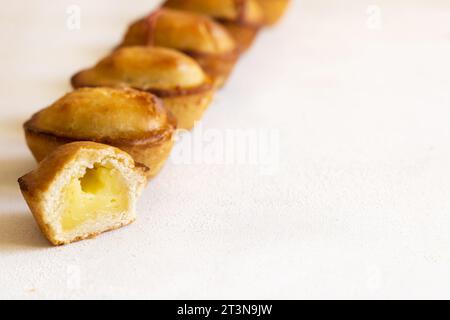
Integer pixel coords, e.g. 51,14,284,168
18,0,291,245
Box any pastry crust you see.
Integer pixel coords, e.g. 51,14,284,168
163,0,265,52
120,9,239,88
24,87,176,179
255,0,290,25
72,46,215,130
18,142,148,246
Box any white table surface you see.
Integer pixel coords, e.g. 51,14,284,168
1,0,450,299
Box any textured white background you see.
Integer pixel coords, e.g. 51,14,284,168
1,0,450,299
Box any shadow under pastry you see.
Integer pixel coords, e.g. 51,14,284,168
0,156,35,197
0,212,49,250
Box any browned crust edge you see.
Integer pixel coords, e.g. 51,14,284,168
18,176,31,193
17,181,56,245
142,81,214,98
184,48,240,62
23,109,177,148
71,72,215,99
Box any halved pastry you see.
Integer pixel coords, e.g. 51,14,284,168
120,8,238,88
255,0,290,25
18,142,148,246
72,47,214,130
163,0,265,52
24,87,176,179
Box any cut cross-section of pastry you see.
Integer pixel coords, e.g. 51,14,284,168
120,8,238,88
24,87,176,179
18,142,148,246
72,46,214,130
162,0,265,52
255,0,290,25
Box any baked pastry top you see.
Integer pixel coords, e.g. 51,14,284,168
121,8,236,56
18,141,148,245
72,46,212,97
25,87,175,144
255,0,290,25
163,0,265,26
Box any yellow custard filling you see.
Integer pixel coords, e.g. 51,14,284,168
61,165,129,231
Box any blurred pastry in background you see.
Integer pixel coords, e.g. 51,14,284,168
255,0,290,25
18,142,148,246
163,0,265,52
120,9,238,88
72,46,214,130
23,87,176,179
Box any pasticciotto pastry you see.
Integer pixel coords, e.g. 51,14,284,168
18,142,148,245
255,0,290,25
120,8,238,88
163,0,265,53
72,46,214,130
24,87,176,179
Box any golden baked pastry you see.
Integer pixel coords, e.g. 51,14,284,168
72,46,214,130
18,142,148,246
163,0,265,52
120,8,238,88
24,87,176,179
255,0,290,25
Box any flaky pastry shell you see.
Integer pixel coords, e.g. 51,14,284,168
72,46,214,130
24,87,176,179
120,8,239,88
18,142,148,246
